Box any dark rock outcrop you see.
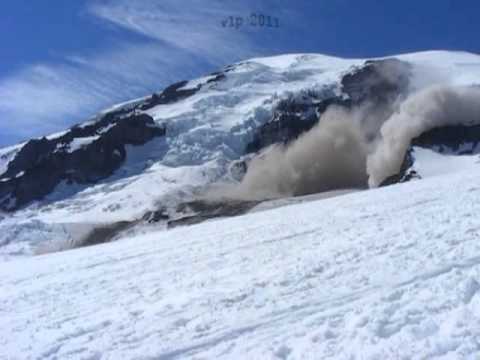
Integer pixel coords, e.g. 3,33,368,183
139,81,200,111
379,149,419,187
0,66,229,213
138,72,227,112
412,124,480,154
380,123,480,187
143,208,170,224
246,58,411,153
341,58,411,105
0,113,165,211
245,94,321,153
138,198,260,230
167,199,260,229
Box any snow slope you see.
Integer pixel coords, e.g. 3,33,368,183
411,146,480,179
2,164,480,359
2,51,480,256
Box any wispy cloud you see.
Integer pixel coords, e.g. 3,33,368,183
89,0,264,61
0,41,206,144
0,0,306,147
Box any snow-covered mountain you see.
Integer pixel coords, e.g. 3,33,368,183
2,50,480,257
2,50,480,358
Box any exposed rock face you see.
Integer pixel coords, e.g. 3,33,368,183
139,80,200,110
341,59,410,105
0,113,165,211
412,124,480,154
143,208,170,224
380,123,480,187
136,198,261,231
0,70,227,212
246,58,411,153
245,92,321,153
379,149,418,187
167,199,260,229
138,72,226,111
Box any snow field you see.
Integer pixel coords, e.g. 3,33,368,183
2,165,480,359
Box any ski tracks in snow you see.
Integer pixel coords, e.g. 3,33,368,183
2,169,480,359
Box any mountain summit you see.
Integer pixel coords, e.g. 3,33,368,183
1,51,480,255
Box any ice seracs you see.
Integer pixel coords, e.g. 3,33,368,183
1,51,480,256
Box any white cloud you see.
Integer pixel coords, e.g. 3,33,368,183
0,41,219,145
89,0,264,62
0,0,305,146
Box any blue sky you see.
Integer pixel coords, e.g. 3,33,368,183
1,0,479,147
